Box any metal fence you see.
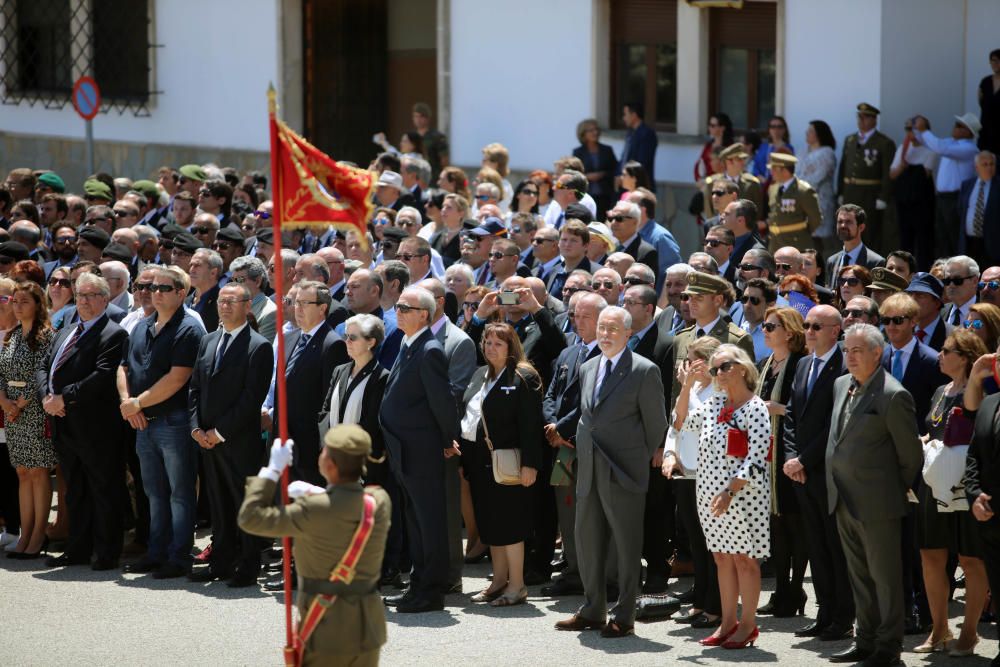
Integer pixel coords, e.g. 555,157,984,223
0,0,157,116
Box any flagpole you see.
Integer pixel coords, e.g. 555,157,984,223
268,83,295,659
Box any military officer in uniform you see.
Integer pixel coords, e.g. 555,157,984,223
668,271,756,408
704,143,764,218
837,103,896,255
238,425,390,667
766,152,822,254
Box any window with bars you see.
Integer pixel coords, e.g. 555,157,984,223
0,0,156,116
610,0,678,130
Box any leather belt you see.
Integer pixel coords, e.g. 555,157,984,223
842,177,881,186
298,576,377,598
768,221,808,235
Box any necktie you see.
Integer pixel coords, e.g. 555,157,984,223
891,348,904,381
806,355,822,397
973,180,986,238
53,323,84,373
951,307,961,326
594,359,613,403
915,328,926,343
627,334,640,350
476,267,488,286
286,333,311,376
556,212,565,229
213,332,231,373
616,244,625,252
696,328,706,338
391,343,409,373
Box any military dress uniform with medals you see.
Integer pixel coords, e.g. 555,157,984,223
838,103,897,254
766,153,822,253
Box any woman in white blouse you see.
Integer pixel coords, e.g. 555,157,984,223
662,336,722,629
798,120,839,252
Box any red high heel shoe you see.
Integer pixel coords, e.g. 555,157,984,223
722,625,760,649
699,624,738,647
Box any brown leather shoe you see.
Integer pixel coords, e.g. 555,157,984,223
555,614,606,631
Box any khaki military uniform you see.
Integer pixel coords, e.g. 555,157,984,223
239,479,391,667
766,177,822,253
703,172,764,217
838,130,896,254
669,318,755,411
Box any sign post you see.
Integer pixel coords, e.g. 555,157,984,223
71,77,101,175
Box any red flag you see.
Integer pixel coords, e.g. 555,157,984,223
270,106,376,239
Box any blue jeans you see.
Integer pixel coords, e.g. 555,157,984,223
135,410,197,567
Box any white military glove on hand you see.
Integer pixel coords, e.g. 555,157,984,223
258,439,295,482
288,480,325,498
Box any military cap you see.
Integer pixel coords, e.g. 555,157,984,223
101,243,133,263
323,424,372,457
905,272,944,301
719,144,749,160
564,203,593,225
172,232,204,254
215,225,244,245
766,152,798,168
160,223,186,239
0,242,29,262
856,102,880,116
867,267,908,292
78,226,110,249
682,271,730,295
83,179,113,201
37,171,66,193
381,226,408,242
255,227,274,245
131,179,160,201
178,164,207,182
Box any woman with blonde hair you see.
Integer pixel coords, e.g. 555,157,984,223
481,143,513,212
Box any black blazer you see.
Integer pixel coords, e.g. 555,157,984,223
318,359,389,460
188,326,273,451
431,228,462,265
621,236,658,274
325,299,350,330
58,302,127,329
461,365,545,471
881,341,947,433
825,245,885,288
632,323,674,415
572,143,617,202
958,174,1000,263
543,343,600,442
783,347,848,476
187,283,220,333
725,233,766,286
379,329,457,477
38,313,127,448
467,308,567,387
966,392,1000,506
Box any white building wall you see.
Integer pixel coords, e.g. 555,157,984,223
964,0,1000,117
0,0,280,152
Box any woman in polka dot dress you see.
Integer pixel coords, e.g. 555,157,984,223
687,343,771,649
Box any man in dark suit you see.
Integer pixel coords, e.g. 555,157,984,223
187,283,273,586
623,284,675,593
783,305,854,640
380,286,457,613
618,102,658,183
555,306,667,638
541,292,605,596
905,273,949,352
957,151,1000,266
607,201,657,275
720,199,766,288
41,274,128,570
186,247,222,333
825,204,886,289
824,323,922,666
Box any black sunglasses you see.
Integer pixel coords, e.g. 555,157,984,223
739,263,763,272
842,309,866,318
761,322,782,332
703,239,731,248
395,304,426,313
803,323,828,331
979,280,1000,291
133,282,153,292
623,276,651,286
192,226,212,234
942,275,974,286
881,315,909,326
592,280,616,289
48,278,72,288
740,295,760,305
148,284,178,293
838,277,862,287
709,360,736,376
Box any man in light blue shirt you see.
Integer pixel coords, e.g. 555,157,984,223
626,189,680,297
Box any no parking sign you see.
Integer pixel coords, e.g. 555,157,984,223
72,76,101,120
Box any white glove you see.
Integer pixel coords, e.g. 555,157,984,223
267,438,294,474
875,198,887,210
288,480,325,498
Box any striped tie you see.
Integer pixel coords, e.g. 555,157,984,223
53,324,84,373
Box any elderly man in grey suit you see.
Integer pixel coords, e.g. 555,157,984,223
826,323,922,667
555,306,667,638
418,277,476,592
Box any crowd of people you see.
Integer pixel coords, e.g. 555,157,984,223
0,79,999,667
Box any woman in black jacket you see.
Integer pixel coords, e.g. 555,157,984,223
572,119,618,216
454,322,544,607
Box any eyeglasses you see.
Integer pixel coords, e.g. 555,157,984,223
240,223,256,231
252,210,272,220
623,276,651,286
192,226,212,235
940,346,959,355
295,300,321,307
398,220,418,228
373,217,391,225
148,284,178,293
562,286,590,296
553,181,576,190
54,236,77,245
942,275,975,286
133,282,153,292
159,240,175,250
199,189,213,197
344,333,369,342
880,315,909,326
84,217,110,225
739,263,763,272
703,239,731,248
775,262,793,271
679,293,692,302
761,322,783,332
803,323,829,331
0,296,9,304
710,191,728,197
963,319,985,330
397,253,427,262
607,215,632,223
591,280,616,289
474,195,491,201
838,277,862,287
113,210,137,217
218,298,250,306
842,309,866,318
76,292,104,301
740,295,761,305
462,301,481,309
979,280,1000,291
489,252,517,260
520,190,538,197
213,243,236,252
622,298,646,307
531,238,555,245
395,304,426,313
709,360,736,376
768,124,786,130
48,278,72,288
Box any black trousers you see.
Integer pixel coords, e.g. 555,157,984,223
55,432,125,562
770,510,809,607
673,478,720,615
642,465,673,577
796,478,854,626
526,448,558,577
0,442,18,533
396,469,449,599
201,440,265,575
124,427,149,545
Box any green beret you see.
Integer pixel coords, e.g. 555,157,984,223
856,102,880,116
683,271,730,295
719,144,749,161
37,171,66,193
83,179,113,201
132,179,160,200
178,164,207,182
868,267,908,292
323,424,372,457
